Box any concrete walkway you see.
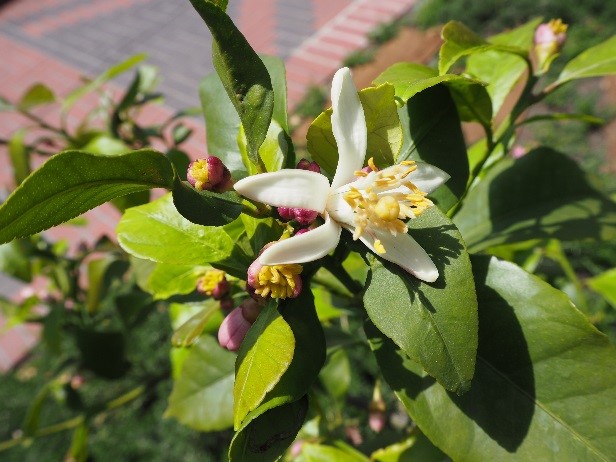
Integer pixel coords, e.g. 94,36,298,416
0,0,418,370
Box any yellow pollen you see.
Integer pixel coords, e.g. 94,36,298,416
189,159,209,190
375,196,400,222
368,157,379,172
198,269,225,296
374,239,386,254
253,264,302,299
548,18,568,35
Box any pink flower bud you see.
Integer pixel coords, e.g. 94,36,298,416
296,158,321,173
277,207,319,226
187,156,232,191
511,145,527,159
294,227,311,236
368,399,387,433
534,19,568,72
219,296,234,313
218,299,263,351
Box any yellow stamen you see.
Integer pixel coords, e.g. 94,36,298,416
368,157,379,172
374,239,386,254
198,269,225,296
189,159,209,190
253,264,302,299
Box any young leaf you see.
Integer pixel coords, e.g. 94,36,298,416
556,35,616,86
0,149,174,244
453,148,616,252
18,83,55,111
8,128,31,185
587,268,616,308
117,193,235,265
146,263,209,300
363,206,477,394
228,396,308,461
234,301,294,429
308,84,402,175
165,335,235,431
189,0,274,166
368,255,616,461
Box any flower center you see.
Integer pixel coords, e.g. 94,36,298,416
188,159,209,190
253,264,302,299
342,160,433,254
198,269,226,296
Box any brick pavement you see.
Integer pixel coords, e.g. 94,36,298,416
0,0,418,370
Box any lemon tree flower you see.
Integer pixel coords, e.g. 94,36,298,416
234,68,449,282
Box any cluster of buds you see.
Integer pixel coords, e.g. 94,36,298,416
276,159,321,229
187,155,233,192
534,19,568,73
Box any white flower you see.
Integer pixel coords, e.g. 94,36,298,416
234,68,450,282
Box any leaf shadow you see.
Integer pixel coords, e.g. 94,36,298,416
448,256,535,452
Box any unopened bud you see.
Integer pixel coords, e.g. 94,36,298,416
296,158,321,173
368,400,387,433
219,296,234,313
187,156,233,192
277,207,319,226
218,299,263,351
534,19,568,72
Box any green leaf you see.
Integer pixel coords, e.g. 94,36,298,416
465,18,541,115
8,128,31,185
147,263,208,300
18,83,55,110
588,268,616,308
307,84,402,175
438,21,527,75
319,349,351,401
234,301,294,429
171,301,221,347
0,240,32,281
238,119,288,173
301,443,369,461
518,112,604,126
364,206,477,393
0,149,174,244
371,433,446,462
165,335,235,431
260,55,289,134
172,178,243,226
368,255,616,461
117,193,234,265
63,54,147,111
228,396,308,461
400,84,469,212
453,147,616,252
556,35,616,85
248,289,326,418
189,0,273,165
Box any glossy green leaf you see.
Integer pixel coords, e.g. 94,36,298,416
172,178,243,226
453,148,616,252
229,396,308,461
0,240,32,281
147,263,208,300
18,83,55,110
238,119,287,173
399,84,469,212
63,54,147,111
189,0,273,165
8,129,31,185
588,268,616,308
371,433,446,462
556,35,616,85
171,301,221,347
0,149,174,244
165,335,234,431
301,443,369,462
260,55,289,134
246,289,326,419
438,21,526,75
117,193,234,265
364,206,477,393
308,84,402,175
368,255,616,461
234,301,294,429
81,134,130,156
466,18,541,115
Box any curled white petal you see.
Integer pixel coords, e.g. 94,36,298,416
259,214,342,265
359,229,438,283
409,162,450,194
331,67,367,190
234,169,330,212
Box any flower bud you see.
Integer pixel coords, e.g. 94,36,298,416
534,19,568,72
247,246,303,299
218,299,263,351
368,400,387,433
197,269,229,300
219,296,234,313
187,156,232,192
277,207,319,226
296,158,321,173
511,145,527,159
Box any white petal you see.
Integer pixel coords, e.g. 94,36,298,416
409,162,450,194
234,170,330,212
259,214,342,265
330,67,367,190
359,229,438,283
326,186,355,227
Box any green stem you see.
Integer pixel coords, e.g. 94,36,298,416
18,109,74,142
